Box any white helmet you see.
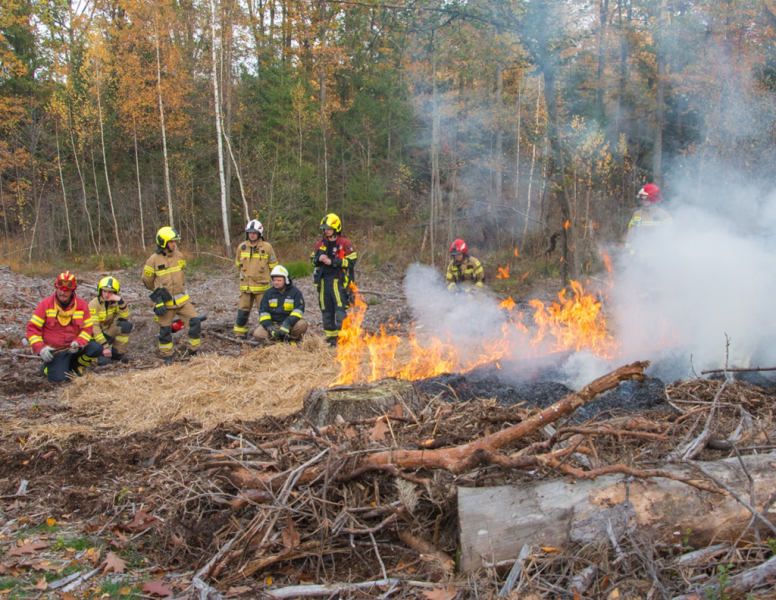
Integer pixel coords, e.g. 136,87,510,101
270,265,290,285
245,220,264,237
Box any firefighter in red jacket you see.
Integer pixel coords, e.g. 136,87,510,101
311,213,357,346
26,271,103,382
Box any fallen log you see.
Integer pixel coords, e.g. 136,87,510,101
458,454,776,571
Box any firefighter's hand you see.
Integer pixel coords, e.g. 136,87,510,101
117,319,133,334
270,326,283,341
39,346,54,362
320,255,332,266
68,341,81,353
154,303,167,317
103,347,112,358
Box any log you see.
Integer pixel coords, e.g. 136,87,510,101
458,455,776,571
303,379,424,427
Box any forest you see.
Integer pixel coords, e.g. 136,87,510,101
3,0,776,273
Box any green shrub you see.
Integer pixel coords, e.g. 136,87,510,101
286,260,314,280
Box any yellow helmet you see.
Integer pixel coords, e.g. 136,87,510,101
156,226,181,249
320,213,342,233
97,276,120,295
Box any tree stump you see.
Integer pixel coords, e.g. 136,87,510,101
303,379,424,427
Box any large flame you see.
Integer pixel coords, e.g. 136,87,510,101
332,280,619,385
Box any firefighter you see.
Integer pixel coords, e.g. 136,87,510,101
142,226,202,365
234,220,278,340
624,183,673,257
311,213,357,346
26,271,102,382
254,265,307,344
89,276,132,366
446,239,485,294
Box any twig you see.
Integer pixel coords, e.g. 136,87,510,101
265,578,404,599
701,365,776,374
209,331,260,346
498,543,531,597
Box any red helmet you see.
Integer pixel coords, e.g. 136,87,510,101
637,183,663,204
55,271,77,290
450,239,468,256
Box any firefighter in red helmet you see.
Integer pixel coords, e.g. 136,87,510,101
624,183,673,257
446,239,485,294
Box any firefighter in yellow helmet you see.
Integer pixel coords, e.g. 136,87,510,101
89,276,132,365
234,219,278,340
142,227,202,365
311,213,357,346
446,239,485,294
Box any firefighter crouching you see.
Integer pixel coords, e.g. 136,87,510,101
254,265,307,344
234,219,278,340
26,271,102,382
311,213,357,346
89,276,132,365
446,239,484,295
142,226,201,365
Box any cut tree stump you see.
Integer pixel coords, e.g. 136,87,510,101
459,454,776,571
303,379,424,427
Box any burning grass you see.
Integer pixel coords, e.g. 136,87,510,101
48,337,341,439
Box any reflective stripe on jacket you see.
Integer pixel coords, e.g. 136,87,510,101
625,206,673,254
235,240,278,293
142,248,189,305
311,235,357,283
26,294,94,354
88,296,129,346
446,256,485,292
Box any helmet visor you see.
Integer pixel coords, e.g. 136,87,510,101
56,279,76,290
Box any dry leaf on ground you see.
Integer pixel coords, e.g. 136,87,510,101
8,541,47,556
369,421,389,441
422,586,458,600
142,580,174,597
103,551,127,574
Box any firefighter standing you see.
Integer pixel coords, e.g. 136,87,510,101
234,220,278,340
142,226,202,365
311,213,357,346
26,271,102,382
624,183,673,258
446,239,485,294
254,265,307,343
89,276,132,365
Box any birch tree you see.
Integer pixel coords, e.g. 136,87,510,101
211,0,230,254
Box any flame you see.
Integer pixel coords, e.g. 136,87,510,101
564,220,570,230
514,248,519,257
496,265,510,279
600,250,613,276
332,281,619,385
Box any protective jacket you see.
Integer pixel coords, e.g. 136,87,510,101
259,284,305,332
446,256,485,293
142,248,190,306
88,296,129,347
311,235,357,285
235,239,278,294
26,294,94,354
625,206,673,255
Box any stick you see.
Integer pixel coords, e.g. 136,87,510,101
701,366,776,374
265,578,404,599
498,543,530,597
208,331,260,346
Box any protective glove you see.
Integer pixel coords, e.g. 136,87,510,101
103,347,112,358
270,326,283,341
154,303,167,317
117,318,133,334
40,346,54,362
68,340,81,353
279,326,291,342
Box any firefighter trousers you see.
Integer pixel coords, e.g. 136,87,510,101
253,319,308,341
156,302,200,357
318,276,348,340
101,322,130,354
234,291,265,336
44,341,102,383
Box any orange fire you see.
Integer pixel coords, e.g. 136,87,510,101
496,265,510,279
332,281,619,385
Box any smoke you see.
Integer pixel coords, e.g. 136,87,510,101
609,170,776,382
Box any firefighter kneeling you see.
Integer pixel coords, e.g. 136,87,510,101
254,266,307,344
89,276,132,365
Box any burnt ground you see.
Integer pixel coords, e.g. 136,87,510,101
2,264,776,597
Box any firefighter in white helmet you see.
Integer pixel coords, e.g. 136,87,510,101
254,265,307,344
89,276,132,365
234,220,278,340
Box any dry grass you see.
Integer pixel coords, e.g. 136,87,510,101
62,336,340,436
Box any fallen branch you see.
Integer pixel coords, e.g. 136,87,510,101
265,578,404,599
701,365,776,374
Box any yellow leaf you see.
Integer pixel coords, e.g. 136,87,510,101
540,546,558,553
119,588,131,595
46,518,56,527
86,547,95,556
608,589,620,599
264,576,273,585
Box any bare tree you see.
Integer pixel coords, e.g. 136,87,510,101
55,118,73,252
210,0,231,254
133,115,146,250
155,21,175,227
96,66,122,254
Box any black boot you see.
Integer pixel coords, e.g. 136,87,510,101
97,355,111,366
187,348,198,357
326,337,339,347
163,356,174,366
111,352,130,364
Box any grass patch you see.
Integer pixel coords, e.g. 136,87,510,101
286,260,314,280
58,535,95,552
98,579,142,598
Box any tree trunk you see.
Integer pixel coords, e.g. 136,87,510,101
318,1,329,212
222,0,234,217
210,0,231,255
459,455,776,571
96,73,122,254
653,0,668,182
494,62,503,204
155,22,175,228
429,30,440,268
523,87,542,245
67,108,97,253
596,0,609,121
132,116,146,250
55,119,73,253
89,139,102,252
514,75,522,219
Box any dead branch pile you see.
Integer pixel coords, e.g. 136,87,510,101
115,363,776,597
